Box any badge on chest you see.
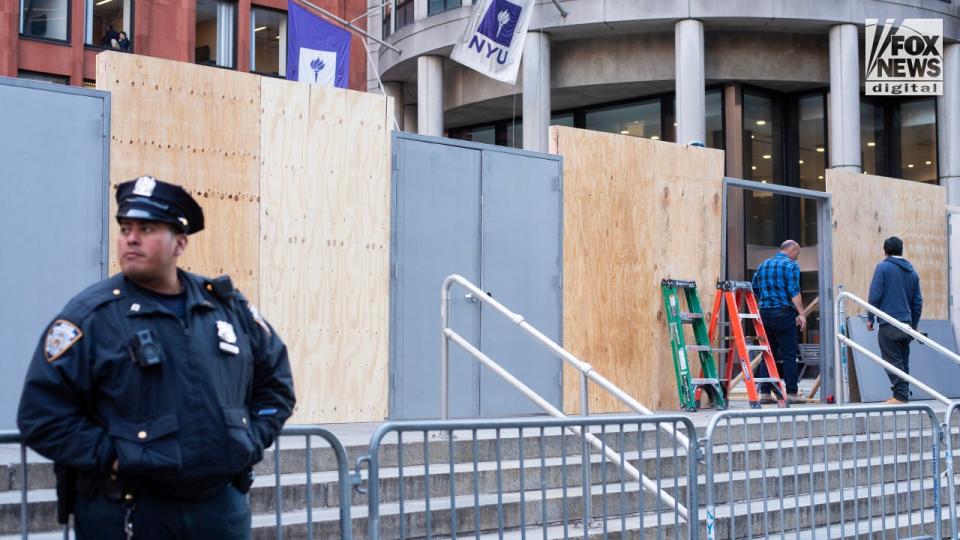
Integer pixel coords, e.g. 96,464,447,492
216,320,239,355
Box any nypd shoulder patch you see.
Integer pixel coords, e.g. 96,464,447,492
247,304,271,336
44,320,83,363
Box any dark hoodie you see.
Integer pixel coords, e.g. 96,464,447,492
867,256,923,328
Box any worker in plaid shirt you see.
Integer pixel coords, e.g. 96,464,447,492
750,239,806,404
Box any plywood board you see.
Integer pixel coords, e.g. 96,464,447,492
827,171,947,319
551,126,724,413
99,52,393,424
97,52,262,301
260,78,392,424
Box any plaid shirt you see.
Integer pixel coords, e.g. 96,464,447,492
751,253,801,310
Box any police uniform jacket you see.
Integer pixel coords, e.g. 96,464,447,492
17,270,296,493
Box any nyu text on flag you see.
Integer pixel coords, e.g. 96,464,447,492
287,0,351,88
450,0,535,84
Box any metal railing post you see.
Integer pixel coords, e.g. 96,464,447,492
441,279,451,420
834,285,846,405
579,372,592,531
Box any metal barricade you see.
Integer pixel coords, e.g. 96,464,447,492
360,415,697,540
702,404,942,540
945,403,960,540
0,426,356,540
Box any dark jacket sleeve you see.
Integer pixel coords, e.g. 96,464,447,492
911,272,923,329
17,317,115,472
867,263,885,324
241,304,296,453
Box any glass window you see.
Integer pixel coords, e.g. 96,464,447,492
898,98,937,183
196,0,236,68
585,99,661,140
18,70,69,84
451,125,496,145
551,113,574,127
251,7,285,76
20,0,70,41
396,0,414,29
85,0,132,50
743,92,784,184
428,0,461,16
505,120,521,149
860,100,887,177
705,89,724,150
742,92,784,247
860,97,937,183
796,94,826,191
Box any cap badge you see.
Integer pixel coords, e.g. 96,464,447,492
133,176,157,197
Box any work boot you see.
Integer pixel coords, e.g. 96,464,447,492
786,393,806,404
884,397,908,404
759,394,777,405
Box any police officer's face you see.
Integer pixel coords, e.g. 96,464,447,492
117,219,187,281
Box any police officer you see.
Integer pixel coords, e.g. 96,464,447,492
17,175,296,539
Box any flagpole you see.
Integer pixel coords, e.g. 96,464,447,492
294,0,402,54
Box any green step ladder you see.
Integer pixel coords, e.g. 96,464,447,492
661,279,727,411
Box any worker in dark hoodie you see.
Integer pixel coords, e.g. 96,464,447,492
866,236,923,404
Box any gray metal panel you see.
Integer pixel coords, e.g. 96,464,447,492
0,77,110,429
848,318,960,402
479,149,563,416
390,134,482,419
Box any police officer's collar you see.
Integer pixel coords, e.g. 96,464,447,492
121,270,215,317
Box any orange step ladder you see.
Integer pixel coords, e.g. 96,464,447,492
706,280,789,409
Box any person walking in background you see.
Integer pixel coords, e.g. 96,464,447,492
751,239,806,404
866,236,923,404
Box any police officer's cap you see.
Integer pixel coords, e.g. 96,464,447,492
115,176,205,235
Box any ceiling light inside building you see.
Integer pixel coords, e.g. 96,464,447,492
762,154,771,160
255,26,268,32
751,165,757,171
818,175,824,180
867,142,876,147
620,129,629,135
907,164,915,168
756,120,766,126
96,0,113,4
651,136,660,140
925,160,932,165
816,147,825,153
750,135,755,140
798,160,804,164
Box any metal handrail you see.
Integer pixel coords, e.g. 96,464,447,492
440,274,690,449
834,290,959,406
439,274,690,521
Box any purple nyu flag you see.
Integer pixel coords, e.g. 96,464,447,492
287,0,351,88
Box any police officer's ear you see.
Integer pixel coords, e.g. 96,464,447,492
173,231,188,257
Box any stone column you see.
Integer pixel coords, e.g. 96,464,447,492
522,32,551,153
675,19,705,145
828,24,861,172
417,55,444,136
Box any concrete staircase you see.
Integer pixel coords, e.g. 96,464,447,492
1,408,956,539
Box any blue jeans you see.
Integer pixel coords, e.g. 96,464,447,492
755,307,799,395
75,484,250,539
